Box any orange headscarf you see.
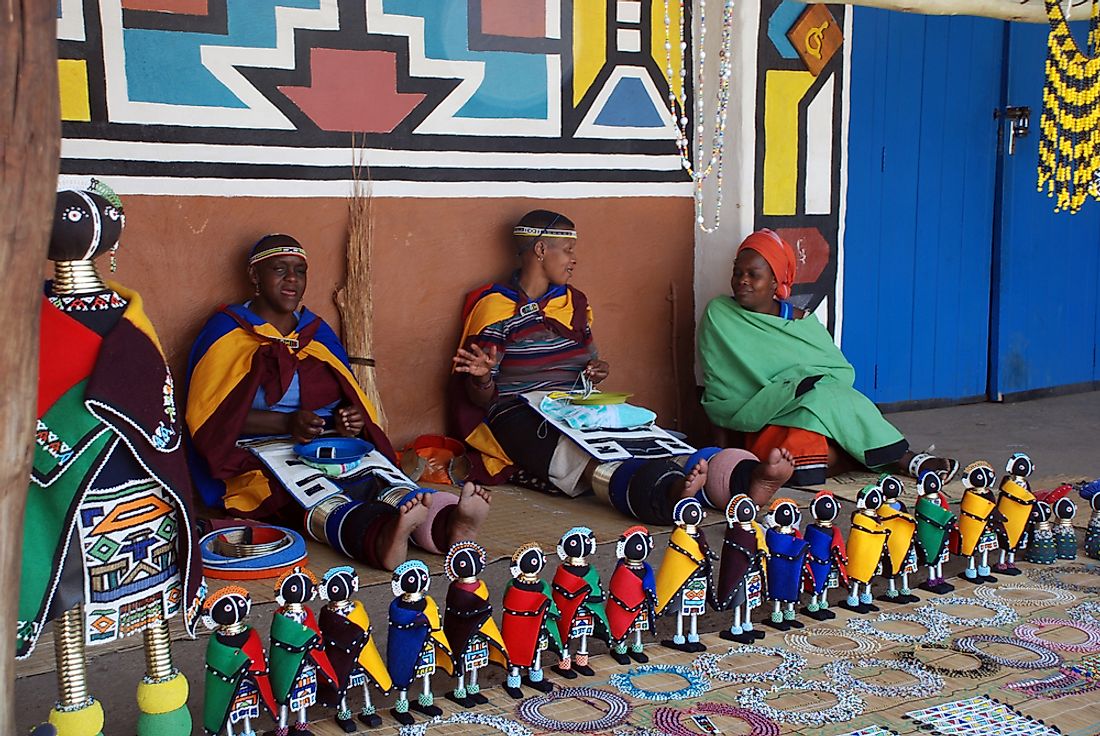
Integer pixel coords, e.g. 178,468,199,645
738,229,797,300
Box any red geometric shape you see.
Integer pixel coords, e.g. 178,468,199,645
38,300,102,418
775,227,831,283
120,0,209,14
481,0,547,38
278,49,426,134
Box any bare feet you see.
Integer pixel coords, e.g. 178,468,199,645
675,457,709,501
377,492,430,571
748,448,795,506
448,482,492,546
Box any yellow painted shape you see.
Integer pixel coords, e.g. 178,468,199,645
573,0,606,106
651,0,684,100
59,59,91,122
762,70,816,216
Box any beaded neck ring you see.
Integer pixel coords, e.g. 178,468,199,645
823,658,945,699
608,664,711,702
916,595,1018,628
398,713,533,736
1027,562,1100,594
954,634,1065,670
846,610,951,646
975,582,1078,607
692,645,806,684
737,678,866,726
897,643,1002,680
516,687,632,733
652,702,781,736
784,626,882,658
1014,618,1100,653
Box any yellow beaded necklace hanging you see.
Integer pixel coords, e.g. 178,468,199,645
1037,0,1100,214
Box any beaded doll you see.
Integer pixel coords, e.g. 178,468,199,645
763,498,811,630
1082,480,1100,560
714,494,767,643
655,499,713,652
269,568,338,736
443,542,508,708
501,544,561,698
803,491,848,620
844,484,889,613
607,526,658,664
957,461,1004,583
877,473,920,603
202,587,276,736
1024,500,1057,565
386,561,453,725
317,567,391,732
914,471,956,594
1046,486,1079,560
551,527,610,678
995,453,1036,576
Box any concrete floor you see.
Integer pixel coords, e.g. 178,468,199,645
16,391,1100,735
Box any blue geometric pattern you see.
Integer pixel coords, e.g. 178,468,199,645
767,0,806,60
594,76,665,127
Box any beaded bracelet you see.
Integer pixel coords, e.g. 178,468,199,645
199,525,307,580
823,657,945,699
954,634,1064,669
975,582,1078,607
399,713,533,736
1014,618,1100,653
692,645,806,684
1027,563,1100,594
516,686,632,733
608,665,711,702
896,643,1001,680
846,611,951,645
917,595,1018,628
785,626,882,658
652,702,781,736
737,678,865,726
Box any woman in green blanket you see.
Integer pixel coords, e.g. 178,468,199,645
698,229,958,487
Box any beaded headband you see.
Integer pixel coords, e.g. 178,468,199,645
248,234,308,266
513,225,577,239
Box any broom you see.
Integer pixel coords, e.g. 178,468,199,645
334,135,387,430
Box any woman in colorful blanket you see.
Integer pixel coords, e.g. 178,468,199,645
187,235,490,570
448,210,794,524
698,229,958,487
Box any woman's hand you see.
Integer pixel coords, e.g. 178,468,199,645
453,343,501,384
335,406,365,437
585,359,610,384
288,409,325,444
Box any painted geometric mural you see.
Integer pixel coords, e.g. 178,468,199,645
57,0,693,195
754,0,847,332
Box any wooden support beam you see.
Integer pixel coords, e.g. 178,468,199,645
0,0,61,731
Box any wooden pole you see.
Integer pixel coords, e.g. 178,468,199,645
0,0,61,731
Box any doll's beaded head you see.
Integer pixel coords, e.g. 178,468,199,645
617,526,654,563
319,565,358,603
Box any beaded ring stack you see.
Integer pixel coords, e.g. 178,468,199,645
917,596,1018,628
847,611,951,646
608,665,711,702
692,645,807,684
516,687,632,733
1027,563,1100,594
652,702,781,736
784,627,882,658
975,583,1078,608
1014,618,1100,653
398,713,533,736
737,679,865,726
897,643,1002,680
823,658,945,699
954,634,1065,670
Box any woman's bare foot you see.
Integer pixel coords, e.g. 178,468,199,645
675,457,709,501
748,448,795,505
377,493,431,571
448,482,492,546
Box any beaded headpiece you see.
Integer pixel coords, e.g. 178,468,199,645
672,497,702,526
725,493,756,525
512,225,577,239
615,525,652,560
274,565,318,606
444,541,486,581
201,585,251,630
557,526,594,561
510,543,545,579
391,559,430,597
248,233,308,267
856,483,882,510
1006,452,1034,478
319,565,358,600
810,490,840,522
962,461,996,491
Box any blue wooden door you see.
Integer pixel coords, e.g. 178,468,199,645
990,22,1100,399
843,9,1006,405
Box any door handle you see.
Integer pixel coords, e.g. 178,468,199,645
995,106,1031,155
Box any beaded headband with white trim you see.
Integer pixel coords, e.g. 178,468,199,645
512,226,577,239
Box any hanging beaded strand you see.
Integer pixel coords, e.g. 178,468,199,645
1037,0,1100,213
664,0,736,233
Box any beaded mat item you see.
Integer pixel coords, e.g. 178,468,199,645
303,561,1100,735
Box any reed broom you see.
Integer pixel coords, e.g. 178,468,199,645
334,136,387,429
